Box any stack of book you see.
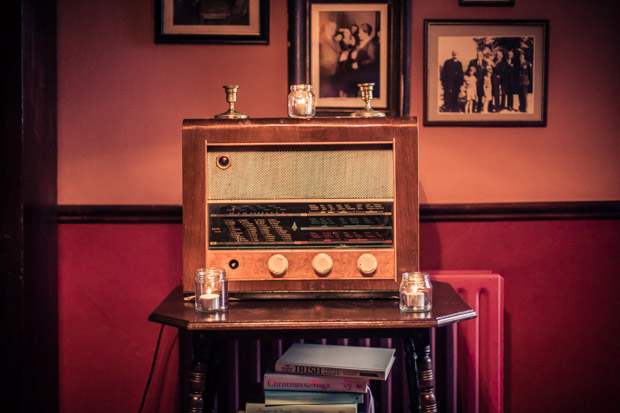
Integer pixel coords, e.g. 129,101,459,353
245,343,396,413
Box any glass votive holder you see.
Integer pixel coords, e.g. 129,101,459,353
399,272,432,313
195,268,228,312
287,84,316,118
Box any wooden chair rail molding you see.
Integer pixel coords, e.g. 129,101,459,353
57,201,620,224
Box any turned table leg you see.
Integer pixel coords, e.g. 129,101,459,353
187,359,205,413
190,333,221,413
404,328,438,413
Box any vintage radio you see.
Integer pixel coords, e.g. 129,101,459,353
182,117,419,298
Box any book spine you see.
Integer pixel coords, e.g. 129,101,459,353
245,403,357,413
264,390,363,405
263,373,367,393
274,363,384,380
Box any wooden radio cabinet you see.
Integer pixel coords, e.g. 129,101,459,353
182,117,419,298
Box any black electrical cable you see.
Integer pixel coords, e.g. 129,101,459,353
139,324,165,413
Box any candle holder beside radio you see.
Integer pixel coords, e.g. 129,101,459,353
399,272,432,313
195,268,229,312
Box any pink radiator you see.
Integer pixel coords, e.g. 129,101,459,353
430,271,505,413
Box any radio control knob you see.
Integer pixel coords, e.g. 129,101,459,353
268,254,288,277
357,253,378,276
312,253,333,276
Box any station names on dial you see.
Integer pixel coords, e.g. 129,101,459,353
208,202,394,248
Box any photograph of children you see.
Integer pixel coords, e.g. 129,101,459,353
424,20,547,126
437,36,534,115
311,3,388,109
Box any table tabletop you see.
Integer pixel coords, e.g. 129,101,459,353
149,282,476,337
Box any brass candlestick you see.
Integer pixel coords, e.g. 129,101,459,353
350,83,385,118
215,85,249,119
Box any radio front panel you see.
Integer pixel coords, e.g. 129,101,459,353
182,118,419,298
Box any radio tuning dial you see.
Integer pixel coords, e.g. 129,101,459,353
268,254,288,277
312,253,333,276
357,253,378,276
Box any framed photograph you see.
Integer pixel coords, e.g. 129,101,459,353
155,0,269,44
424,20,548,126
459,0,514,6
289,0,410,116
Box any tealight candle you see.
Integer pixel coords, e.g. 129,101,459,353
295,97,308,116
405,290,426,309
199,292,221,311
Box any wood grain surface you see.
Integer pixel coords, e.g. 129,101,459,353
148,281,475,334
182,118,419,296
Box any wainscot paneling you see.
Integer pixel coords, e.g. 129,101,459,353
58,201,620,223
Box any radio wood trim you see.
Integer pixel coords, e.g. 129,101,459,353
182,118,419,298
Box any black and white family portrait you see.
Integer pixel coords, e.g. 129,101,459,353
311,4,388,109
438,36,534,115
424,20,547,126
318,12,380,98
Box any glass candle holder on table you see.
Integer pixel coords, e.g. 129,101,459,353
195,268,228,312
399,272,432,313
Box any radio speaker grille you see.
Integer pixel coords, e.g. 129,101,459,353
207,148,394,200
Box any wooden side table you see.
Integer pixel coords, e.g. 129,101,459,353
149,282,476,413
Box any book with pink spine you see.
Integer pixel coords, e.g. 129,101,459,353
263,372,368,393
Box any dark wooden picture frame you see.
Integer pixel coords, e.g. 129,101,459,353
288,0,410,116
459,0,514,6
424,19,548,127
155,0,269,44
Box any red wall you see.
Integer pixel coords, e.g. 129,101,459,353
59,220,620,412
58,224,182,412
